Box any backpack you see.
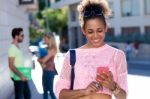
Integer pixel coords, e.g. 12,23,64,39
69,49,76,90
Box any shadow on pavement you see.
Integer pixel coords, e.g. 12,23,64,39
128,68,150,77
28,80,43,99
127,58,150,77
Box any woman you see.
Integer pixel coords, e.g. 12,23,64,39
55,0,128,99
38,33,57,99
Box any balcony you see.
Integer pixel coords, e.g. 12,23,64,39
18,0,38,12
51,0,81,9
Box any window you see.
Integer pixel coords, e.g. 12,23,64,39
145,0,150,14
105,28,115,42
121,27,141,42
108,2,114,18
55,0,60,2
121,0,140,16
19,0,34,4
71,10,76,22
144,26,150,42
71,27,78,48
145,26,150,33
122,27,140,35
107,28,114,36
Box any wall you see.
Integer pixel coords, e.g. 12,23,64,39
0,0,30,98
108,0,150,35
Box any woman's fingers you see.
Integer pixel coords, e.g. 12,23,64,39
97,71,113,81
96,71,115,90
86,81,101,93
108,71,113,80
90,82,100,91
96,73,108,81
101,80,110,88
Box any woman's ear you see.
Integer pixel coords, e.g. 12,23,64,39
105,25,108,33
81,28,86,35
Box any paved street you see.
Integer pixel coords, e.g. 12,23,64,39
0,68,14,99
128,72,150,99
0,53,150,99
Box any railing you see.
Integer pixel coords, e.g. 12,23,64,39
105,33,150,44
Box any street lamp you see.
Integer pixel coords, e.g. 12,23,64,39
45,0,50,32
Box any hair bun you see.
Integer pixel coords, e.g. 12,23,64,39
84,4,103,12
77,0,111,27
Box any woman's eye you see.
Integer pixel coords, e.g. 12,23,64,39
88,32,93,34
98,31,102,33
87,31,93,34
97,30,103,33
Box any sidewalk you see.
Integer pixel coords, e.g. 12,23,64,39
128,58,150,70
0,53,64,99
0,67,14,99
0,64,43,99
0,53,150,99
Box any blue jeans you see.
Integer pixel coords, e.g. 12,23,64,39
12,78,31,99
126,50,132,61
42,70,56,99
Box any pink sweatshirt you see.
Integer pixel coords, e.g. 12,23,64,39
55,44,128,98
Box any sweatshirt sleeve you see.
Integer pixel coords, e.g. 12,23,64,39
115,50,128,95
55,52,71,98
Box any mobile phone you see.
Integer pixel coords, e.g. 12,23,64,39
97,67,109,74
96,67,109,81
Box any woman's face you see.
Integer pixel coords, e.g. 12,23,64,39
82,18,107,48
43,36,49,45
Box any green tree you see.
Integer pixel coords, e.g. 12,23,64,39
29,5,68,45
29,26,44,44
37,7,68,35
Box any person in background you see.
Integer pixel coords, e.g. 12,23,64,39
59,36,69,53
133,40,140,57
55,0,128,99
125,41,132,61
8,28,31,99
38,33,57,99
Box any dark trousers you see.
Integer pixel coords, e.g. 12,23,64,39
42,70,56,99
12,78,31,99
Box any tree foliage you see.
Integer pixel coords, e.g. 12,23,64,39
29,5,68,45
29,26,44,45
36,7,68,35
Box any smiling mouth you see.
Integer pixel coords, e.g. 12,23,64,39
93,39,100,43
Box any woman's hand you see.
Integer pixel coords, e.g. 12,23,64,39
96,71,116,91
38,58,42,63
84,81,100,95
38,58,46,68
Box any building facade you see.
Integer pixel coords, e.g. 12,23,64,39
0,0,37,98
51,0,150,48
